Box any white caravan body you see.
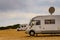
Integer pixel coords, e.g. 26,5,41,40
25,15,60,36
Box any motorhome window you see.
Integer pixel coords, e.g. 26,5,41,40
30,20,35,26
29,20,34,26
21,25,23,27
23,25,26,27
29,20,40,25
45,19,55,24
36,20,40,25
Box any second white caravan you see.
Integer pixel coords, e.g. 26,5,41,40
25,15,60,36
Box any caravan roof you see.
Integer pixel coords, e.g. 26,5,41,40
31,15,60,20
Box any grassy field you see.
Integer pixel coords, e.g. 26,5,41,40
0,29,60,40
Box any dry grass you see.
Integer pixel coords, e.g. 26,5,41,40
0,29,60,40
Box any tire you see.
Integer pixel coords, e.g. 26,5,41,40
29,30,35,36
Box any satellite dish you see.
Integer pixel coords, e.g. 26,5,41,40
49,7,55,15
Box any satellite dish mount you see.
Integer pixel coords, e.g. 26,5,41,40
49,7,55,15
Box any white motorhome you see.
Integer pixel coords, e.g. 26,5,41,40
25,15,60,36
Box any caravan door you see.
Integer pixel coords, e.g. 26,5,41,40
33,20,42,33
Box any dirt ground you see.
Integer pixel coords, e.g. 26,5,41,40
0,29,60,40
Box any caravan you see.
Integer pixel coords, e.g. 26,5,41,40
25,15,60,36
17,24,27,31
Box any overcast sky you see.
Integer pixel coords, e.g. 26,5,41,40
0,0,60,26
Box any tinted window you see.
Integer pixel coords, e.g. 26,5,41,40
45,19,55,24
36,20,40,25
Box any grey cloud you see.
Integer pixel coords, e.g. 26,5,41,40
0,0,27,11
54,0,60,7
0,0,60,13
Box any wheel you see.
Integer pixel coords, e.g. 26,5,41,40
29,30,35,36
